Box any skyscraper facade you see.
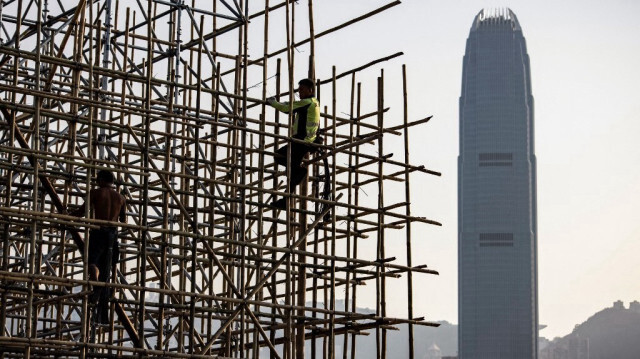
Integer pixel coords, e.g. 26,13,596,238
458,9,538,358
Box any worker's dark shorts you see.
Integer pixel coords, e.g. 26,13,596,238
275,142,311,167
88,227,119,273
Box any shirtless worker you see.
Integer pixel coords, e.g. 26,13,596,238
267,78,320,209
71,169,126,324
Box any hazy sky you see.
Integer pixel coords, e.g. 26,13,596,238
284,0,640,339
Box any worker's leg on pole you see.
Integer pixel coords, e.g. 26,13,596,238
96,228,117,324
272,144,290,209
272,142,310,209
275,144,289,167
96,246,111,324
87,230,102,305
291,165,308,189
291,143,311,189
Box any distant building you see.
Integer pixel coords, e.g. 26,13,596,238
539,336,551,352
540,334,589,359
568,334,589,359
458,8,538,358
613,300,624,310
552,346,568,359
630,300,640,313
424,343,442,359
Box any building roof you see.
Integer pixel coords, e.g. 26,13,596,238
471,8,522,32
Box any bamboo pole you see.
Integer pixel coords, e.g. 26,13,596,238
257,2,270,358
328,66,338,359
0,1,22,347
285,0,295,357
342,72,357,359
402,65,416,359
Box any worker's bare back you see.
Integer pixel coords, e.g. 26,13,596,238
90,187,126,222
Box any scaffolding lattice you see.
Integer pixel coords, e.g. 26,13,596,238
0,0,441,358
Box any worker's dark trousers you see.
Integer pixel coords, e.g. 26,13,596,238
275,142,311,193
88,227,119,324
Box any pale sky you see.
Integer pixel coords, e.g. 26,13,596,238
276,0,640,339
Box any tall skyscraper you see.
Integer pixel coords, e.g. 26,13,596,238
458,9,538,358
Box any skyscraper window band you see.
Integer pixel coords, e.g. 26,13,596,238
479,152,513,167
479,232,514,247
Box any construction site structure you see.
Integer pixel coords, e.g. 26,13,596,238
0,0,442,358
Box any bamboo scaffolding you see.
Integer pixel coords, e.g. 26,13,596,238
0,1,441,358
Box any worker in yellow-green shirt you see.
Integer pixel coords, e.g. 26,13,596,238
267,78,320,209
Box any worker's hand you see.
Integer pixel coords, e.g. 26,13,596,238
266,96,276,105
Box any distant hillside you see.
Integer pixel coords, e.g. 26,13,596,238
303,300,640,358
319,300,640,358
302,301,458,358
573,304,640,358
542,301,640,359
347,321,457,358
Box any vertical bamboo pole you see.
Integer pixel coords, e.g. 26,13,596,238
327,66,338,359
84,3,96,355
296,139,308,358
125,10,137,353
178,14,189,354
39,0,53,336
296,0,317,355
402,65,416,359
0,0,3,44
229,52,242,358
257,2,270,357
117,8,131,350
212,61,223,354
98,0,114,160
342,72,357,359
240,0,250,355
307,0,316,80
167,1,183,351
270,58,282,359
93,19,103,164
53,1,67,337
322,103,329,359
349,82,362,359
58,6,84,338
24,2,44,357
157,4,173,348
0,0,22,341
106,3,120,350
377,70,387,359
94,14,106,348
188,15,205,355
207,70,218,348
136,0,154,348
310,78,321,359
159,68,174,351
284,1,295,358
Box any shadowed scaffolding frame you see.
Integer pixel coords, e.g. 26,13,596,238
0,0,442,358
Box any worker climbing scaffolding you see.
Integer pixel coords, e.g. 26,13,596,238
71,169,126,325
267,78,321,210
